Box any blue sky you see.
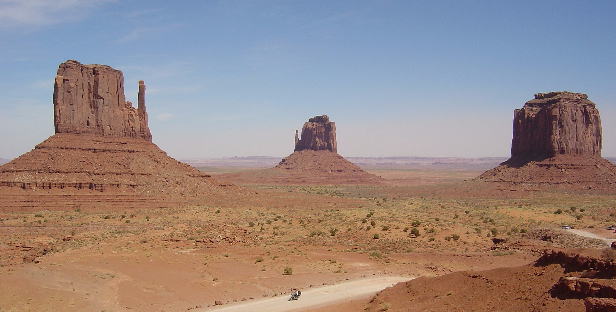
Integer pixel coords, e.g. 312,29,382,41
0,0,615,159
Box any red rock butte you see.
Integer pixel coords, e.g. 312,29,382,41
294,115,337,153
220,115,382,185
0,60,232,210
479,91,616,187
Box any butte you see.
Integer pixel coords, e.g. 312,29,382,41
220,115,382,185
0,60,232,210
479,91,616,189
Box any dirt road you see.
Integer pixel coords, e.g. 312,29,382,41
203,276,412,312
567,229,615,246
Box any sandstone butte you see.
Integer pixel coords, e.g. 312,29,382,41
479,91,616,187
218,115,382,185
0,60,233,210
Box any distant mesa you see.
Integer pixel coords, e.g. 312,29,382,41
479,91,616,187
220,115,382,185
0,60,231,209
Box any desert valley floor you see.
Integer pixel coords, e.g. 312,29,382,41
2,163,616,311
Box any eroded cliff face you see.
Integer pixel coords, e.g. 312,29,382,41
510,92,602,163
294,115,337,153
53,60,152,141
478,91,616,187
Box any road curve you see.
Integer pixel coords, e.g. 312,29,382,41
203,276,412,312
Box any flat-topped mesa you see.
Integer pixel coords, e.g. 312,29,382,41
510,91,601,163
294,115,337,153
53,60,152,141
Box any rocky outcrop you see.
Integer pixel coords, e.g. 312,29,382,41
53,60,152,141
0,60,233,202
552,277,616,299
585,298,616,312
294,115,337,153
510,92,601,163
479,92,616,188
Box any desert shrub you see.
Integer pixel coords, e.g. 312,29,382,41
452,234,460,241
145,216,150,221
370,220,376,227
410,228,420,237
411,220,421,227
215,209,221,214
34,214,43,218
366,212,374,218
576,215,583,220
283,267,293,275
428,237,435,242
255,257,264,263
403,227,409,232
490,228,498,236
369,251,382,258
427,227,435,234
362,219,368,224
554,209,563,214
248,221,255,227
309,230,324,237
381,225,389,231
329,228,338,236
520,228,527,233
373,233,380,239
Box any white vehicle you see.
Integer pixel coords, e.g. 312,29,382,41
561,225,572,230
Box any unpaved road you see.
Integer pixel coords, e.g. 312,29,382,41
567,229,616,246
204,276,412,312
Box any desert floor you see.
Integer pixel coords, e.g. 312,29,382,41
1,168,615,311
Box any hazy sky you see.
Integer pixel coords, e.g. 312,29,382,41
0,0,615,159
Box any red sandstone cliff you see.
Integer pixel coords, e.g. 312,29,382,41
53,60,152,141
479,91,616,187
294,115,337,153
510,92,601,163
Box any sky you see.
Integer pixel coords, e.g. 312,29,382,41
0,0,615,159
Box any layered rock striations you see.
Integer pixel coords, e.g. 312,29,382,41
53,60,152,141
480,92,616,187
0,60,230,206
294,115,337,153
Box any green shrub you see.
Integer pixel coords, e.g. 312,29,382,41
410,228,420,237
373,233,380,239
283,267,293,275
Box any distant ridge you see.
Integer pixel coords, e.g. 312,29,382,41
185,156,506,171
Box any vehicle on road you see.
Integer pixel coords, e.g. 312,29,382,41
289,289,302,301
